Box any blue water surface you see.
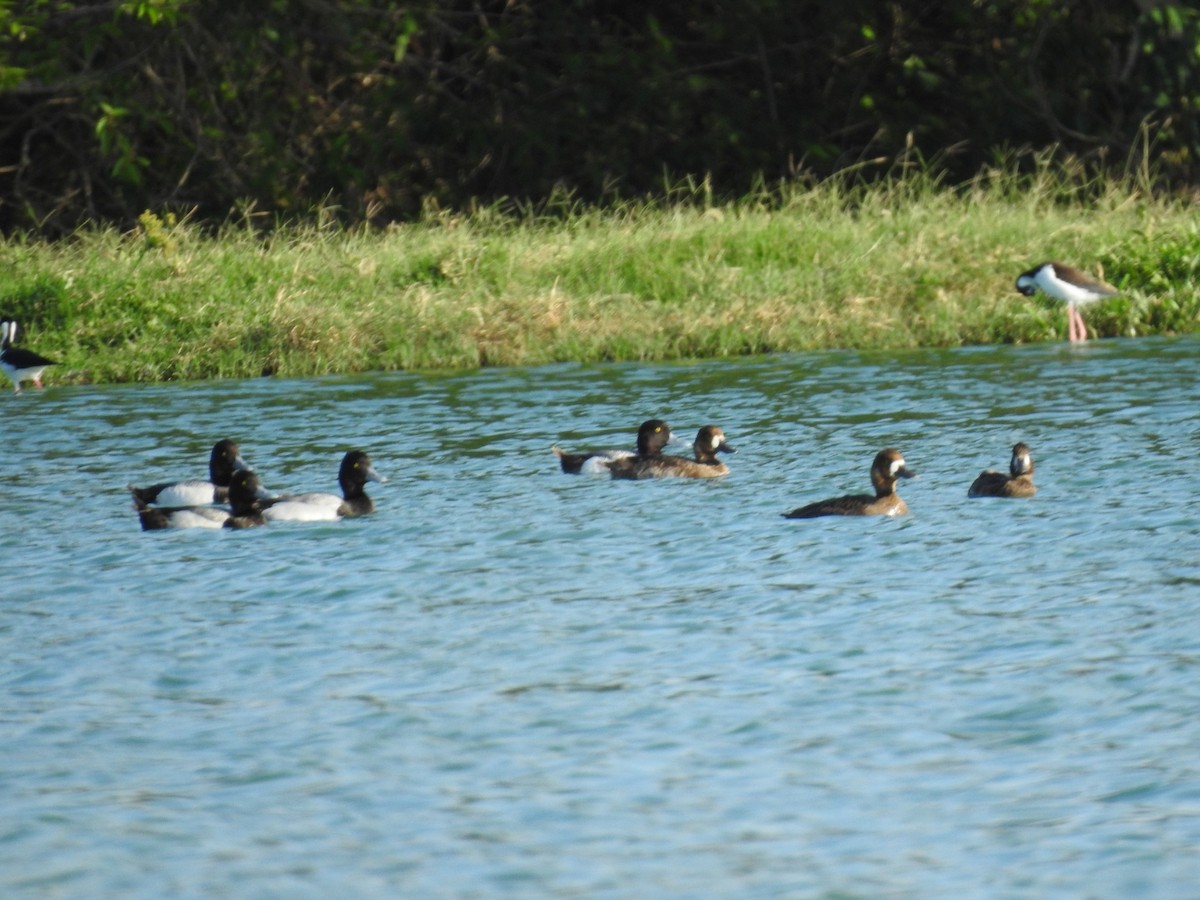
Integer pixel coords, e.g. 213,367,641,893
2,337,1199,898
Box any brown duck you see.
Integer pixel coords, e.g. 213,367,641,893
784,448,915,518
553,418,674,474
606,425,735,480
968,442,1036,498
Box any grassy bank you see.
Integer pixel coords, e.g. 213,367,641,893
3,163,1199,385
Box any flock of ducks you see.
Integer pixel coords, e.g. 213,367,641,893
129,442,387,530
554,421,1035,517
18,260,1105,528
544,261,1088,514
131,424,1034,533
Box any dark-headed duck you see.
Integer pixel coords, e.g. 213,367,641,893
968,442,1036,498
784,448,915,518
129,439,253,508
607,425,735,480
138,469,267,531
263,450,386,521
553,418,674,474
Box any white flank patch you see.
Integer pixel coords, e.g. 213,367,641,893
166,509,228,529
264,493,343,522
154,480,217,507
581,450,631,475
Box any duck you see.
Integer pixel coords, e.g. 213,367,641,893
1015,261,1118,343
262,450,386,521
968,442,1036,498
783,448,915,518
606,425,735,479
553,418,675,474
0,319,58,393
138,469,267,531
129,439,254,508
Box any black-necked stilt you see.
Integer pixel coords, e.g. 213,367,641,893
0,319,57,392
1015,262,1118,343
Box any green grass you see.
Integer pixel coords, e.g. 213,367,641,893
2,161,1199,385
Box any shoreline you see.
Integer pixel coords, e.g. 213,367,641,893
3,175,1198,387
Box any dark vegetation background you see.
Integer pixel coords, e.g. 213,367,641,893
1,1,1198,235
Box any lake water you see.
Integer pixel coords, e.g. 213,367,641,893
3,336,1199,898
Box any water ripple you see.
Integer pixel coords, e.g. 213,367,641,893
2,337,1199,896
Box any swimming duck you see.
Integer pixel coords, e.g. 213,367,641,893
0,319,57,393
138,469,267,531
968,442,1036,498
606,425,735,479
783,448,915,518
129,439,254,508
1015,261,1118,343
262,450,386,521
553,419,674,474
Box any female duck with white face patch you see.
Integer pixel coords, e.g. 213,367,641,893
968,442,1036,498
606,425,736,479
783,448,915,518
